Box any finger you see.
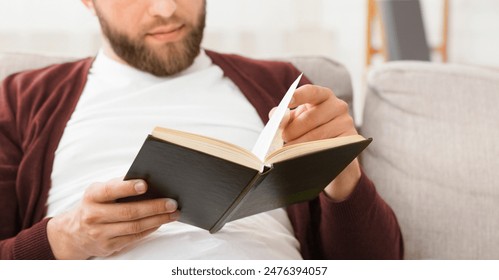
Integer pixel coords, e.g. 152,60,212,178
283,98,338,142
285,114,357,146
93,226,160,257
98,198,178,223
109,211,180,237
289,85,333,108
85,179,148,203
106,226,160,254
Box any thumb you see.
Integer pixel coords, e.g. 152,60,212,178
268,107,277,119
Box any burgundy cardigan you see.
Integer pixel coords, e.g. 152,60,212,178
0,50,403,259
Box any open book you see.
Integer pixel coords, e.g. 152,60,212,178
123,75,372,233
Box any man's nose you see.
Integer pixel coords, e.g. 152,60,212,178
148,0,177,18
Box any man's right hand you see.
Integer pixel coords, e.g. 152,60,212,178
46,178,179,259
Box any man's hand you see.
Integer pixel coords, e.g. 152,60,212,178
275,84,361,201
47,178,179,259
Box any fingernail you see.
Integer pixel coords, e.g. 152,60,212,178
134,181,146,194
165,199,178,211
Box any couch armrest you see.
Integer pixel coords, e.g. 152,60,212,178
361,61,499,259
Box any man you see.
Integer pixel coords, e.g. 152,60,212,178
0,0,402,259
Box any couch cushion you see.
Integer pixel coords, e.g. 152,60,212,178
362,61,499,259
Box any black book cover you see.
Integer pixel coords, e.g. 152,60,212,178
123,135,371,233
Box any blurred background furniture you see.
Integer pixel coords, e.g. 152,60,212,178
366,0,449,65
362,61,499,259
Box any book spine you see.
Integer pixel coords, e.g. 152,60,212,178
209,166,273,233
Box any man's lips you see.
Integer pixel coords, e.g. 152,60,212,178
146,24,185,42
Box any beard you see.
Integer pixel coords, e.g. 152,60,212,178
95,6,205,77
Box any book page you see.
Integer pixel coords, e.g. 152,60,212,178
265,135,367,164
251,74,302,162
152,127,263,171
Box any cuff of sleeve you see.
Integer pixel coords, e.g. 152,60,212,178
319,169,377,222
13,218,56,260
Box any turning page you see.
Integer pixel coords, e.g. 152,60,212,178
251,74,303,165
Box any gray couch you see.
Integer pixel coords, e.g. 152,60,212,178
362,62,499,259
1,53,498,259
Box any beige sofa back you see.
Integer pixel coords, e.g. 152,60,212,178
362,61,499,259
0,53,78,81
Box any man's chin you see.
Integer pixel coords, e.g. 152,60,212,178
108,31,201,76
136,49,197,77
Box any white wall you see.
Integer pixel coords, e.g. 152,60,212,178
1,0,499,123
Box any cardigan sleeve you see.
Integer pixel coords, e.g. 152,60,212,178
0,218,55,260
286,170,404,259
0,76,56,260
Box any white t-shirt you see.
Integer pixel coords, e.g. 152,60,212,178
47,50,302,259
